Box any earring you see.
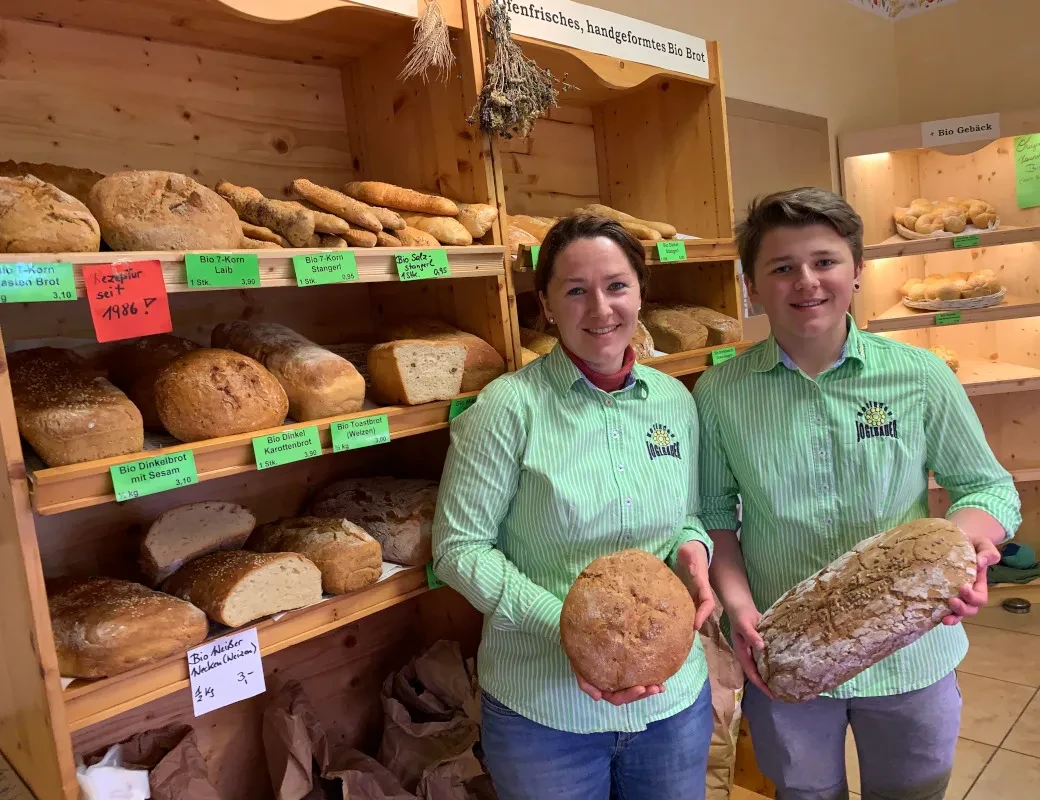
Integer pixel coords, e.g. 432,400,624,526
547,317,555,324
854,281,861,291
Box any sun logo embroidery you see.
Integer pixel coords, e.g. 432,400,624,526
646,423,681,460
856,401,898,443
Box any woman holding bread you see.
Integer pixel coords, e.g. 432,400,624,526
694,188,1021,800
432,215,716,800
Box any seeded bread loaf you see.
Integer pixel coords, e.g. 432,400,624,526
641,305,709,353
9,347,144,467
154,348,288,442
367,339,466,406
140,501,257,586
0,175,101,253
382,319,505,392
754,518,977,703
307,477,438,566
210,321,365,421
561,549,696,692
247,517,382,594
49,577,208,678
162,550,323,627
105,334,201,429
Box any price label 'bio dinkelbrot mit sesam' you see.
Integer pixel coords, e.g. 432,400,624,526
252,426,322,469
0,262,76,304
110,451,198,502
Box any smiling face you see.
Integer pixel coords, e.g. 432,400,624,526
747,223,862,344
539,236,642,373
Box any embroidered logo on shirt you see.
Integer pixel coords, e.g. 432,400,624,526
856,401,898,443
646,423,681,460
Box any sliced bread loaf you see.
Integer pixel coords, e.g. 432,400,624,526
641,305,709,353
161,550,323,628
141,501,256,586
367,339,466,405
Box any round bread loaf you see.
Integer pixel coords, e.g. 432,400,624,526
154,348,289,442
0,175,101,253
561,549,696,692
754,518,976,703
106,334,201,429
88,170,240,251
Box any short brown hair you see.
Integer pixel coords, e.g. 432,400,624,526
534,215,649,298
736,187,864,282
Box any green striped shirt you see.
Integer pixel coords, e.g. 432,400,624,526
693,315,1021,698
432,344,713,733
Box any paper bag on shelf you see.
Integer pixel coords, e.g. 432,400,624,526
261,678,331,800
703,591,746,800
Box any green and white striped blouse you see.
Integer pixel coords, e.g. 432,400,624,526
432,344,713,734
693,315,1022,697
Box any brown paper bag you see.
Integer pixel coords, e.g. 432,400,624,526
325,747,416,800
701,592,746,800
415,746,496,800
262,678,332,800
391,640,480,724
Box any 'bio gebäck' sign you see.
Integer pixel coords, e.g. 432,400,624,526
506,1,710,80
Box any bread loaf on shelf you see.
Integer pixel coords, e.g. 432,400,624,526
343,181,458,217
929,345,960,373
88,170,241,251
640,305,710,353
367,340,467,406
456,203,499,238
382,319,505,392
673,305,741,346
631,320,656,359
401,214,473,246
291,178,383,233
140,501,258,586
397,226,440,248
520,347,541,366
754,518,976,702
162,550,323,628
9,347,144,467
49,577,208,678
0,175,101,253
508,225,539,254
307,476,439,566
154,348,289,442
519,327,558,356
247,517,382,595
215,181,315,248
211,321,365,421
106,334,201,430
0,160,104,205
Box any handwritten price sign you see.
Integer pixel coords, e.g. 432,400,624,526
83,260,172,343
394,250,451,281
188,628,265,716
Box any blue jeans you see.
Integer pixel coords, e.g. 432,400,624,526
479,680,712,800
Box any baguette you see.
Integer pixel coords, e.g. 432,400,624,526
456,203,499,238
376,230,403,247
241,236,282,249
367,339,466,405
369,206,406,231
402,214,473,246
291,178,383,232
211,321,365,421
298,204,352,236
344,228,378,248
577,203,677,239
215,181,315,248
343,181,458,216
318,234,348,249
397,226,440,248
240,221,290,247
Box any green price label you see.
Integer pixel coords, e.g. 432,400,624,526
292,251,359,286
0,262,77,304
448,396,477,420
530,245,540,268
110,450,198,502
934,311,962,326
330,414,390,452
185,253,261,289
952,234,981,249
394,250,451,281
655,241,688,262
426,562,446,590
252,426,322,470
711,346,737,365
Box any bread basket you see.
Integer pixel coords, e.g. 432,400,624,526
893,206,999,240
902,288,1006,311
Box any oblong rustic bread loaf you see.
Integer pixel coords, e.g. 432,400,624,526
154,348,289,442
641,305,710,353
161,550,323,628
9,346,144,467
48,577,208,678
754,518,976,703
306,477,438,566
106,334,201,430
0,175,101,253
140,501,257,586
561,549,696,692
246,516,382,595
367,339,467,406
382,318,506,392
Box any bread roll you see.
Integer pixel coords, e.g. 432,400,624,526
307,476,439,566
0,175,101,253
375,231,402,247
369,206,406,231
456,203,499,238
561,549,696,692
401,214,473,246
106,334,201,430
367,340,466,405
154,349,288,442
641,306,710,353
49,577,208,678
509,214,553,242
247,517,382,595
930,346,959,372
754,518,976,702
397,226,440,248
9,347,144,467
382,319,505,392
141,501,257,586
162,550,323,628
211,321,365,421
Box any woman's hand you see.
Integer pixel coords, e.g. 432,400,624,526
570,661,665,706
674,541,716,630
728,604,775,699
943,530,1001,626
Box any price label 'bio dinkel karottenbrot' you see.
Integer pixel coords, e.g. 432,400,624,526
252,426,322,469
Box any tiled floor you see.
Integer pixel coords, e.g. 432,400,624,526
844,609,1040,799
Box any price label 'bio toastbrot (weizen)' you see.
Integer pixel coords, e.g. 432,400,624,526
188,628,265,717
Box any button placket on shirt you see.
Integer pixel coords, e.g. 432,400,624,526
603,392,633,546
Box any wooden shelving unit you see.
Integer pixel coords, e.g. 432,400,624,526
866,295,1040,333
512,238,739,271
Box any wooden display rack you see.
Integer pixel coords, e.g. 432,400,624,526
840,109,1040,559
470,0,751,380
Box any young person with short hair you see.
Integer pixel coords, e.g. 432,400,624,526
694,187,1021,800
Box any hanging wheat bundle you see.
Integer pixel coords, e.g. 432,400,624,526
470,0,570,139
399,0,456,83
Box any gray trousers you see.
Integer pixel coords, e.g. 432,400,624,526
742,671,961,800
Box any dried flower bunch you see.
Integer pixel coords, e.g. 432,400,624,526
399,0,456,83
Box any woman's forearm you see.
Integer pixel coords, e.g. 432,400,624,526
707,529,758,614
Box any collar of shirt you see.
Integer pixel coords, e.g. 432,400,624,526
752,312,867,375
543,342,649,398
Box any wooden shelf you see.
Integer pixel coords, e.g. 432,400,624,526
640,341,755,377
0,247,506,295
512,239,737,271
863,225,1040,260
958,359,1040,396
62,565,429,732
930,467,1040,490
29,395,476,516
866,294,1040,333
